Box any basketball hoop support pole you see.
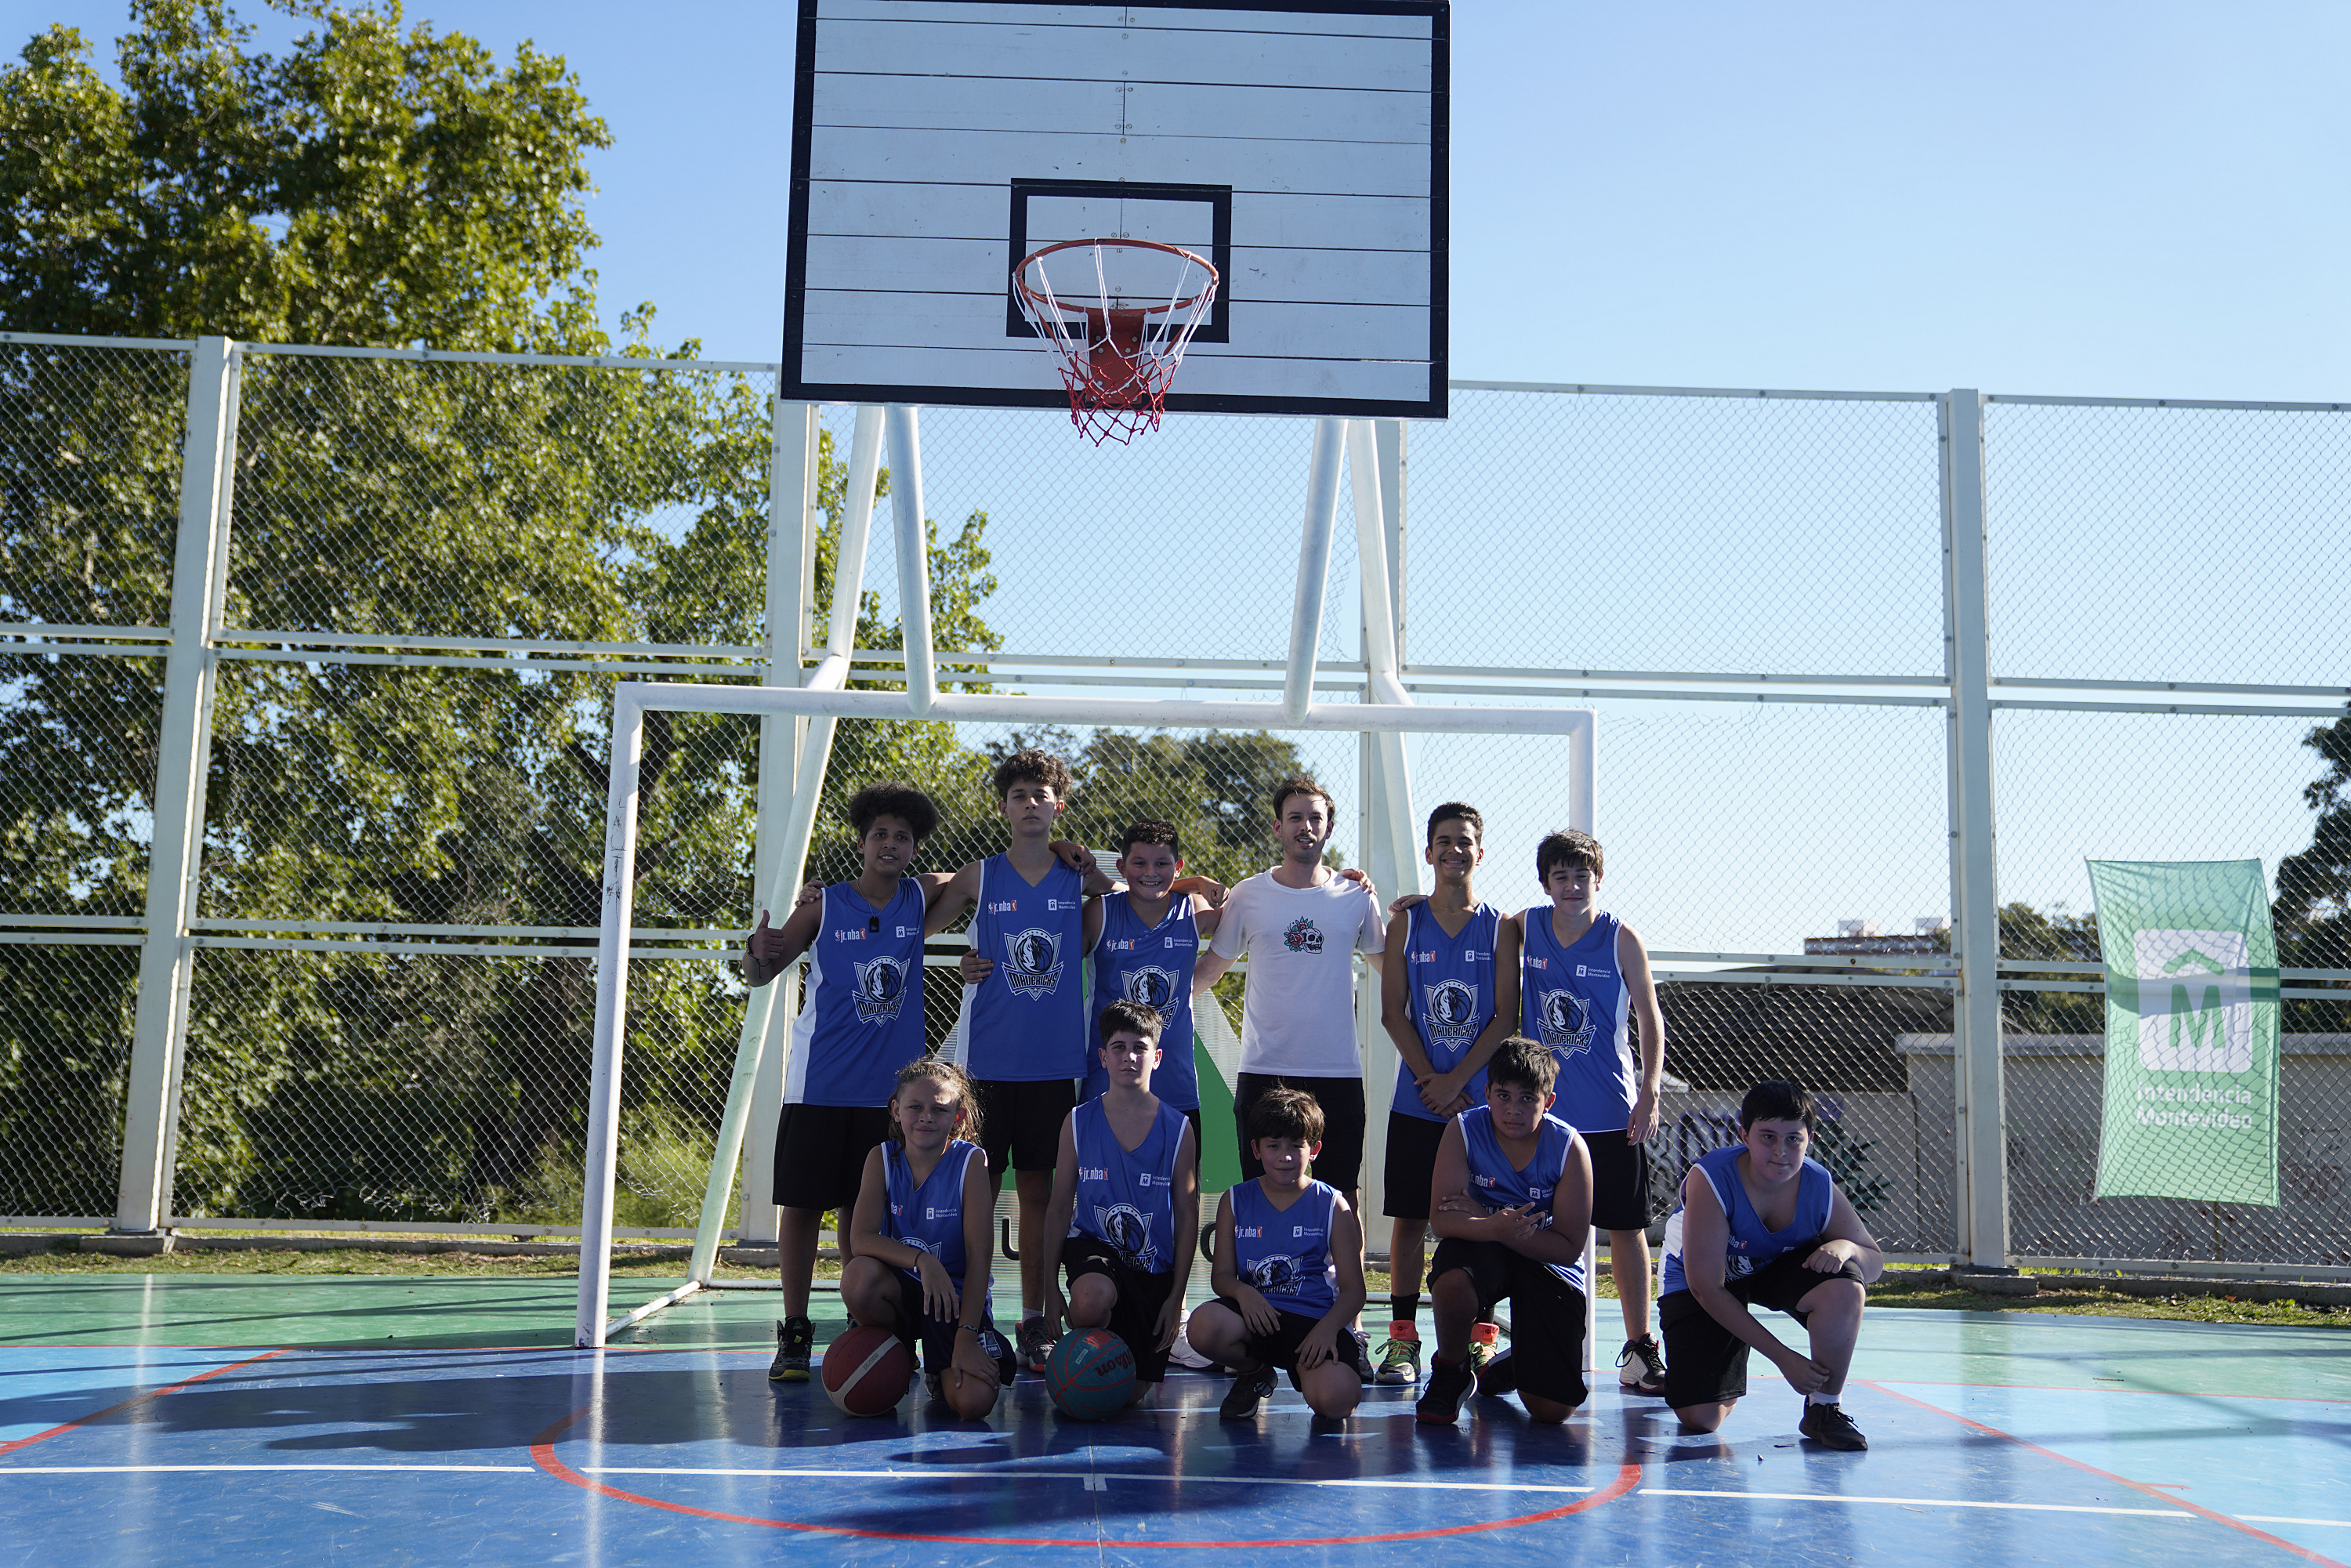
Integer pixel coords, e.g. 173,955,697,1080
1284,419,1346,722
889,407,938,715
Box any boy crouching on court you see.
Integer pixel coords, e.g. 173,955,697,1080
1655,1080,1882,1450
1041,1000,1201,1405
1188,1088,1369,1421
1416,1036,1593,1425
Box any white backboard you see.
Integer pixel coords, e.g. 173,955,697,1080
782,1,1448,418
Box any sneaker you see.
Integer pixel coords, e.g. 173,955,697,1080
1373,1324,1423,1386
1475,1347,1518,1399
768,1316,813,1383
1799,1401,1869,1451
1219,1363,1278,1421
1168,1326,1215,1371
1415,1354,1477,1425
1467,1321,1501,1375
1017,1315,1054,1374
1617,1333,1668,1396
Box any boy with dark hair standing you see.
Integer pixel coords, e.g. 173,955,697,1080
1191,774,1384,1210
1510,827,1672,1396
1373,802,1520,1389
1190,1087,1369,1421
929,746,1115,1371
743,780,960,1382
1082,820,1223,1148
1042,999,1201,1405
1657,1080,1882,1450
1416,1036,1593,1425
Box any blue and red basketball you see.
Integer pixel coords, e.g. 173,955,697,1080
1044,1327,1136,1420
821,1325,914,1416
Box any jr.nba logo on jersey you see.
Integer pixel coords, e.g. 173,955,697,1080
1538,989,1596,1057
1002,928,1065,998
1095,1204,1159,1271
1422,979,1480,1043
852,954,910,1023
1123,965,1179,1011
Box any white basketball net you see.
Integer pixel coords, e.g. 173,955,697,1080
1012,240,1219,444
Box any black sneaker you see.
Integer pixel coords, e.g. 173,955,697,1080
1415,1354,1477,1425
1799,1401,1869,1451
1219,1363,1278,1421
1476,1347,1519,1399
768,1316,813,1382
1017,1316,1054,1374
1617,1334,1668,1396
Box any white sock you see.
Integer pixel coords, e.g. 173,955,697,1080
1021,1307,1043,1323
1807,1391,1841,1406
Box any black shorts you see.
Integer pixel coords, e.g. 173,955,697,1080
1382,1111,1451,1220
1062,1235,1177,1384
1237,1073,1365,1193
1428,1237,1588,1410
1209,1300,1369,1392
1658,1240,1869,1409
887,1271,1018,1382
1583,1128,1656,1232
973,1077,1077,1175
773,1102,892,1211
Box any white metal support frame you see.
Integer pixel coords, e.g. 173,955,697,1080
115,336,237,1233
1941,389,2009,1269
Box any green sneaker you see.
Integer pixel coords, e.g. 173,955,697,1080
1467,1320,1501,1375
1373,1324,1422,1386
768,1315,813,1383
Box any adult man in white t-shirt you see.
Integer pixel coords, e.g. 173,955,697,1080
1192,774,1385,1206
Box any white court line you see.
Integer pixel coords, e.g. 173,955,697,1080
581,1466,1595,1494
1640,1488,2190,1519
2237,1515,2351,1528
0,1465,534,1474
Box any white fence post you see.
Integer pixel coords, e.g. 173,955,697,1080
1352,419,1415,1229
1942,389,2009,1269
114,336,237,1234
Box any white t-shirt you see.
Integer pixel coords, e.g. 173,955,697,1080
1210,871,1385,1077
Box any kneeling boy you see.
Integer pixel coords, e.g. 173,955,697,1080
1417,1036,1593,1425
1041,1000,1201,1405
1655,1079,1882,1450
1189,1088,1369,1421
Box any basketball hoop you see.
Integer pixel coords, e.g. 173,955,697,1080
1013,238,1219,444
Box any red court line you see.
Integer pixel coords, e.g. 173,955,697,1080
530,1404,1642,1547
1862,1379,2349,1568
0,1348,288,1458
1878,1378,2351,1407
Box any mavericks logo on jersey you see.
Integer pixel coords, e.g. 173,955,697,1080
852,954,911,1023
1122,965,1180,1011
1537,988,1596,1058
1002,927,1066,998
1243,1251,1311,1296
1422,978,1480,1043
1094,1203,1161,1271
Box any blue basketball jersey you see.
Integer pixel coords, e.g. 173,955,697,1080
949,855,1089,1081
1457,1104,1587,1289
1390,902,1502,1122
1067,1095,1189,1276
787,878,928,1106
1519,907,1638,1132
1228,1178,1340,1317
1085,895,1201,1110
1659,1143,1835,1295
883,1139,988,1308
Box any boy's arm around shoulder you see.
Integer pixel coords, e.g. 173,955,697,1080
922,860,985,937
1193,881,1247,990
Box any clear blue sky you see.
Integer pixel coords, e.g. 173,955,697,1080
29,2,2349,397
22,2,2348,950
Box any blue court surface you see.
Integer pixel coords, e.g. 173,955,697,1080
2,1279,2346,1566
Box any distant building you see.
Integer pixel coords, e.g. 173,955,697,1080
1803,916,1948,957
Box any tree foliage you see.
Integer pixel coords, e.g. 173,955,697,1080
2276,704,2351,1030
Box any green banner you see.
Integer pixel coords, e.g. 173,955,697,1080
2087,859,2280,1206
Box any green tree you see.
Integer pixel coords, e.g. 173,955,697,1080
0,1,1006,1220
2276,704,2351,1031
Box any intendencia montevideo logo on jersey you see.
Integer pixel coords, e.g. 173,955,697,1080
1283,917,1324,953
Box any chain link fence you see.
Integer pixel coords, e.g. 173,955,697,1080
4,337,2346,1275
